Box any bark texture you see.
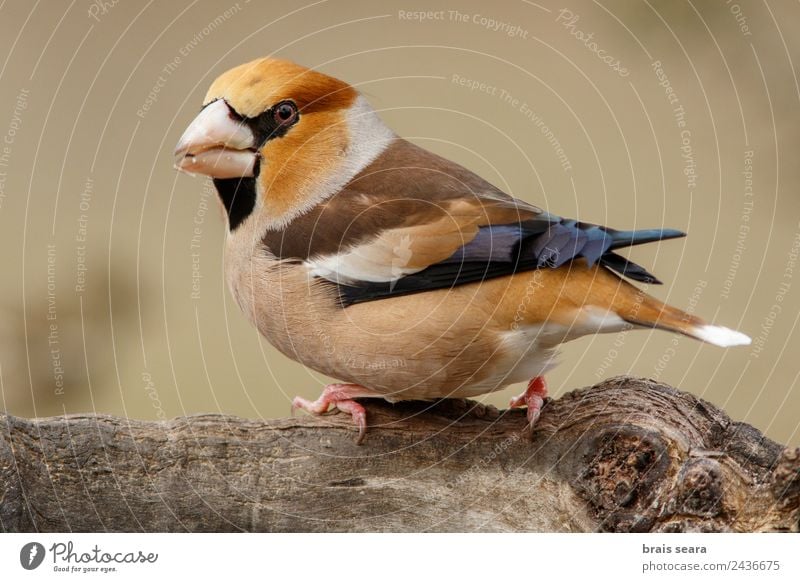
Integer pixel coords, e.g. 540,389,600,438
1,376,799,532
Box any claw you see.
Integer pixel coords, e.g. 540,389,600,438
509,376,549,435
330,398,367,445
291,384,377,445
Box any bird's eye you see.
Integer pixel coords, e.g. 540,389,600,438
274,101,298,125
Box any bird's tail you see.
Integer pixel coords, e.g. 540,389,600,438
598,228,749,345
605,275,751,347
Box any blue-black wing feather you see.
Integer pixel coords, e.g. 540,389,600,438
336,217,684,306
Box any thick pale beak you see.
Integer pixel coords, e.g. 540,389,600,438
174,99,257,178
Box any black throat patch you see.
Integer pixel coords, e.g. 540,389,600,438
212,177,257,231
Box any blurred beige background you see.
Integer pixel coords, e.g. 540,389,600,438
1,0,798,445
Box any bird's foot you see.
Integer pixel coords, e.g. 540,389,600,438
292,383,379,445
509,376,549,433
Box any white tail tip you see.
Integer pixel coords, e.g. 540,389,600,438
693,325,751,347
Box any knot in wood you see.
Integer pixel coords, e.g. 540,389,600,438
674,458,724,517
575,425,671,532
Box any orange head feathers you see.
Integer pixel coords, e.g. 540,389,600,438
174,57,390,228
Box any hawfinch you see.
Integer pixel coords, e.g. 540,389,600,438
174,58,750,443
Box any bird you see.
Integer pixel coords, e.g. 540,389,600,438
174,57,750,444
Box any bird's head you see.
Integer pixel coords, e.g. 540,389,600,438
174,57,393,230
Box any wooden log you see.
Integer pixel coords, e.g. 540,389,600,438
1,376,798,532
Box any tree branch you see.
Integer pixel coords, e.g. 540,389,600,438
1,376,799,532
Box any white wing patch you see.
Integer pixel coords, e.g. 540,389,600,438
305,215,480,285
305,237,423,284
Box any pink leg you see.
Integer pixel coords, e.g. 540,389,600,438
292,383,380,445
509,376,549,428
